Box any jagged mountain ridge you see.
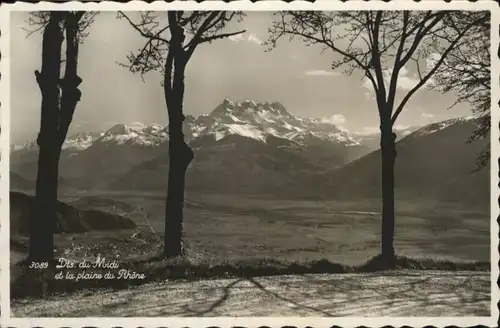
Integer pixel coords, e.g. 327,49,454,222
196,98,360,145
10,98,372,154
11,99,476,196
10,99,375,188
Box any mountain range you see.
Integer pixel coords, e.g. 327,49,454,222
10,98,487,208
300,117,489,206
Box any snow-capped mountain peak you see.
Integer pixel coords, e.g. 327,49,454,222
201,98,358,145
210,99,291,122
11,131,100,153
104,123,135,135
62,132,98,151
11,99,401,155
99,123,168,147
414,115,478,137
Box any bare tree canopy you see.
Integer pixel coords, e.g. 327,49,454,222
117,11,245,78
267,11,488,125
267,10,487,261
25,11,98,41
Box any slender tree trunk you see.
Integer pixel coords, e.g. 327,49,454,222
380,121,397,260
163,54,194,258
163,117,193,257
29,12,64,263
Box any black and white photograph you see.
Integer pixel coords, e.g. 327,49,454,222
1,1,498,325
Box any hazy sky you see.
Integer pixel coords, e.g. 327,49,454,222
10,11,473,144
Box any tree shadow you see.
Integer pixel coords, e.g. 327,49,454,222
187,273,489,317
12,272,490,317
245,276,335,316
183,278,246,316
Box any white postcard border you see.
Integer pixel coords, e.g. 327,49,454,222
0,1,498,327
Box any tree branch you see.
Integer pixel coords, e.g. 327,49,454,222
386,11,409,113
370,12,388,115
199,29,246,44
398,12,446,69
391,16,481,124
185,11,220,58
118,11,170,45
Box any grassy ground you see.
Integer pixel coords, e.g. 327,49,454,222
65,191,489,264
10,191,490,299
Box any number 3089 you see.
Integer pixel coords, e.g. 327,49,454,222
29,262,49,269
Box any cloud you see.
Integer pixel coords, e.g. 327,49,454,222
362,65,423,95
426,53,441,71
72,121,90,128
385,54,441,90
321,114,346,125
228,33,263,45
304,70,340,77
395,67,418,91
228,34,245,42
393,124,410,131
247,34,263,45
421,113,435,119
356,124,410,136
390,54,442,91
355,126,379,136
425,53,442,87
363,90,375,100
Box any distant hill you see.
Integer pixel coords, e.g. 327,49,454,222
303,117,489,208
10,171,77,193
109,133,321,193
10,131,100,178
10,172,33,191
10,191,137,236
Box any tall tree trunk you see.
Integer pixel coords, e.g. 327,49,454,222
32,145,61,263
58,12,83,146
380,122,397,260
29,12,64,263
163,54,194,258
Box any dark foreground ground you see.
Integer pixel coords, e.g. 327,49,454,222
12,271,490,317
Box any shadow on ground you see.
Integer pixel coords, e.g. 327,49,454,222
12,270,490,317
